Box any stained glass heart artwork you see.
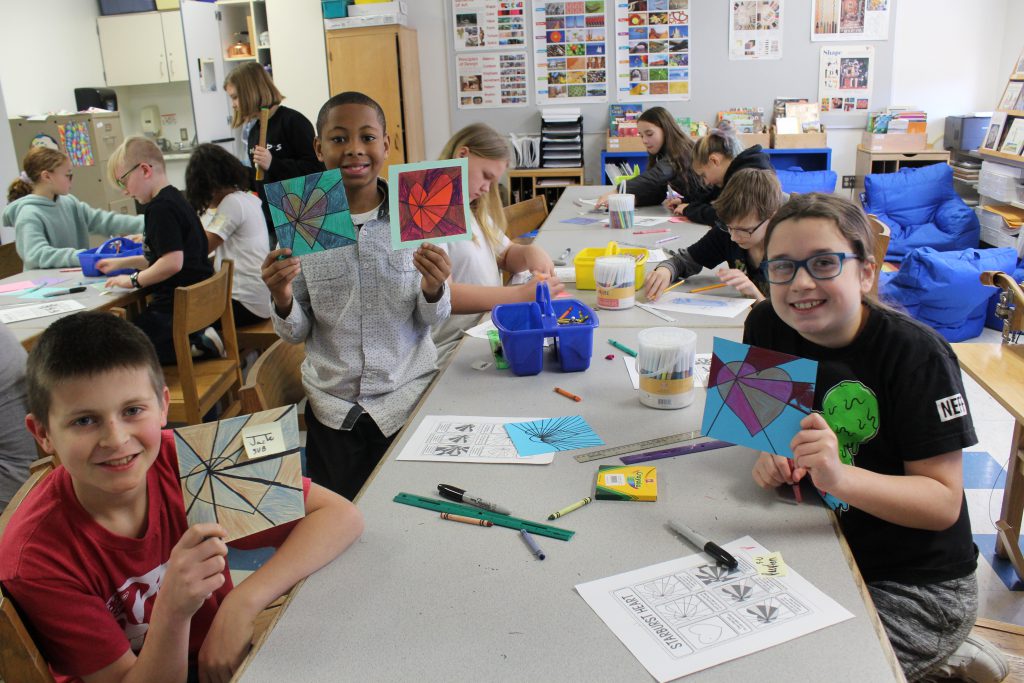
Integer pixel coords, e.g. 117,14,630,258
388,158,473,250
265,169,357,256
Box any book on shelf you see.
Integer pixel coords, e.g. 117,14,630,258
999,118,1024,156
784,102,822,133
772,97,809,125
983,112,1008,151
999,81,1024,111
717,107,765,134
608,104,643,136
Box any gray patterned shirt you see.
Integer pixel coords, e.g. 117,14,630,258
272,180,451,436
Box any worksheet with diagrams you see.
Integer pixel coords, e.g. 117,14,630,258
576,536,853,682
395,415,553,464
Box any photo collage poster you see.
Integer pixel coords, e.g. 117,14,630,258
453,0,530,109
532,0,611,104
614,0,691,103
728,0,783,61
818,44,874,114
811,0,889,42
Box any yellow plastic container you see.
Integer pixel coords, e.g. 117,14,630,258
574,241,648,290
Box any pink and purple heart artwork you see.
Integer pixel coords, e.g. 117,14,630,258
389,158,473,250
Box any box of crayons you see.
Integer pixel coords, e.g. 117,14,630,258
595,465,658,502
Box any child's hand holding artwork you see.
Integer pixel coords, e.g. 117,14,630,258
261,248,301,317
414,243,451,303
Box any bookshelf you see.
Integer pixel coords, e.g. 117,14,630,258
854,147,949,192
507,168,585,210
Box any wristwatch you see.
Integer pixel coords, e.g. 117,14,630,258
130,270,141,289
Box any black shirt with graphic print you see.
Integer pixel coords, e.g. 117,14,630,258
743,301,978,584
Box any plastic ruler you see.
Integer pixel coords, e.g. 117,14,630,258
573,430,702,463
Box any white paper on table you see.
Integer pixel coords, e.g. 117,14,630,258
646,248,669,262
555,266,576,283
624,355,639,390
395,415,552,464
0,299,85,324
575,536,854,683
645,292,754,318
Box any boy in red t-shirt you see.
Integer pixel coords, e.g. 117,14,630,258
0,311,363,683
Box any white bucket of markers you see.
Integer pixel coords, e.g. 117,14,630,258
607,193,635,230
595,256,635,310
637,327,697,409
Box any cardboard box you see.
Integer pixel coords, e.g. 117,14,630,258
606,134,647,152
738,132,770,149
771,126,828,149
860,132,928,152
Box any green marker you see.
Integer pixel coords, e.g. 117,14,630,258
608,338,637,357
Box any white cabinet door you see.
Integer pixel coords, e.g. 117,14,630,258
181,1,236,146
97,13,168,87
161,12,188,83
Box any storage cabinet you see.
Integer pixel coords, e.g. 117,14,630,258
507,168,585,209
215,0,272,68
853,146,949,192
97,11,188,86
325,26,424,169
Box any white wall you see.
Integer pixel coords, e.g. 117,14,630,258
406,0,452,160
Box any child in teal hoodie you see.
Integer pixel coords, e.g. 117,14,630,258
4,147,142,269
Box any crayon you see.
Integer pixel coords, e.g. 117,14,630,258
440,513,493,527
548,497,592,520
554,387,582,402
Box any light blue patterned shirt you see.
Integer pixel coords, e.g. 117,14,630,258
272,180,451,436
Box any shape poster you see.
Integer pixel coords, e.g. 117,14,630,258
614,0,691,102
453,0,528,51
388,158,474,250
811,0,889,42
456,52,530,108
818,45,874,114
532,0,610,104
729,0,782,61
58,121,95,167
576,536,854,682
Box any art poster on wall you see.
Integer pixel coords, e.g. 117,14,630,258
531,0,610,104
456,52,530,108
729,0,783,61
818,45,874,114
810,0,889,42
452,0,528,51
613,0,691,103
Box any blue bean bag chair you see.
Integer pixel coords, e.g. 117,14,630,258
862,163,980,263
774,167,837,195
879,246,1017,341
985,258,1024,331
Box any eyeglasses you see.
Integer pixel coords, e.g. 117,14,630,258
116,163,142,189
717,218,767,237
760,252,861,285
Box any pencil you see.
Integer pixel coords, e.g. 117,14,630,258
662,280,686,295
690,283,727,294
440,513,493,527
554,387,582,402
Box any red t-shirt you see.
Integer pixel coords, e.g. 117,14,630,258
0,430,308,682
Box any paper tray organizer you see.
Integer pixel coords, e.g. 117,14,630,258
573,241,648,290
492,282,599,376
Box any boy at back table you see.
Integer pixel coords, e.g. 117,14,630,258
261,92,452,500
0,311,363,683
96,137,219,365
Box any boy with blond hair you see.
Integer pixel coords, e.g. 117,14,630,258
97,136,219,363
0,312,363,682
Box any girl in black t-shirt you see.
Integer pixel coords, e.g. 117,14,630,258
747,193,1006,683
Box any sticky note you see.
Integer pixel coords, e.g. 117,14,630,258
753,552,787,577
240,421,286,460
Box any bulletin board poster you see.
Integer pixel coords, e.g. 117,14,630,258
810,0,889,42
729,0,783,61
453,0,528,51
818,45,874,115
613,0,691,103
531,0,610,104
456,52,530,108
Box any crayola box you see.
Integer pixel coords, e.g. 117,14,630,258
595,465,658,501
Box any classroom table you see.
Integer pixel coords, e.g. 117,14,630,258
540,185,703,233
952,342,1024,581
0,269,146,350
238,327,904,682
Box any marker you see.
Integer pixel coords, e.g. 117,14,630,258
548,496,592,520
555,247,572,265
437,484,511,516
690,283,727,294
42,286,86,298
607,338,637,357
633,228,670,235
554,386,582,402
668,520,738,569
440,512,493,527
520,529,545,560
655,235,679,244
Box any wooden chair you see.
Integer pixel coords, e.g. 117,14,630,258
0,242,23,279
502,196,548,242
163,261,243,425
238,339,307,430
0,457,56,683
867,214,891,298
236,318,280,354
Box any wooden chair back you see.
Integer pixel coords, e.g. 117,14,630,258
502,196,548,242
239,339,307,429
236,319,280,353
165,260,242,425
0,456,56,683
0,242,23,279
867,215,890,298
